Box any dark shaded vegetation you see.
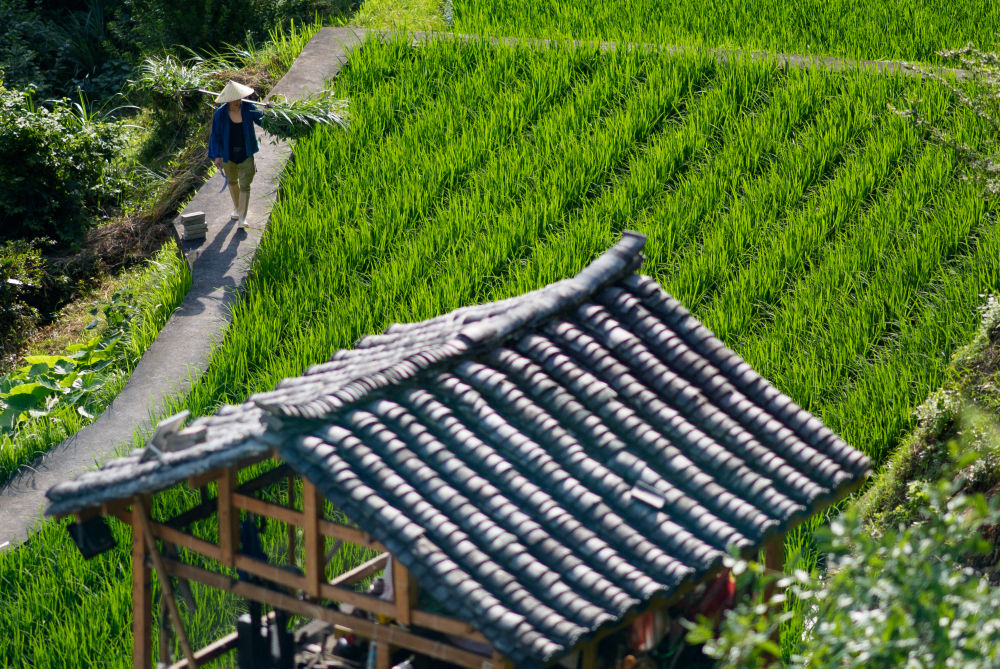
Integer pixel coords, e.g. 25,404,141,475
0,0,352,100
0,0,354,366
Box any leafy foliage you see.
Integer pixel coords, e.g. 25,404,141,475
0,81,126,244
128,52,349,140
0,244,190,484
892,43,1000,196
0,289,138,432
0,239,48,359
127,53,225,126
687,470,1000,667
859,293,1000,529
116,0,349,55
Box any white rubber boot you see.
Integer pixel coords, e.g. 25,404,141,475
228,184,240,220
237,191,251,228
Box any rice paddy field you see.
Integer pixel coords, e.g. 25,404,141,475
455,0,1000,62
3,28,1000,666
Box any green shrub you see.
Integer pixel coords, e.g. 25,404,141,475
0,242,191,484
0,81,125,244
116,0,349,55
0,299,132,432
687,469,1000,667
0,0,65,96
0,239,47,359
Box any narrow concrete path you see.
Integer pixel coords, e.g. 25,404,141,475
0,27,363,549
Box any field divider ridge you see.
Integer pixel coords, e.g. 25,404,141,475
394,29,971,81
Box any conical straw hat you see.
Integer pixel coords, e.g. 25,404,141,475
216,80,255,104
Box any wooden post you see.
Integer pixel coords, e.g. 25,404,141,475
132,501,153,669
286,473,297,566
763,534,785,664
303,480,323,598
217,468,238,568
393,561,417,626
375,640,392,669
763,535,784,602
158,594,172,665
136,497,199,668
580,642,598,669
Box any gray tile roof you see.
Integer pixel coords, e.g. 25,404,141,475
46,232,870,666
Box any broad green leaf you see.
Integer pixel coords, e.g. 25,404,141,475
25,363,49,380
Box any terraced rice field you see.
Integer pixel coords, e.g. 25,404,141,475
455,0,1000,62
2,34,998,665
189,35,995,471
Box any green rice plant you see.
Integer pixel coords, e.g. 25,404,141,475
663,73,906,311
492,56,791,299
454,0,1000,63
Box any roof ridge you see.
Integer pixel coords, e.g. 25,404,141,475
253,232,647,421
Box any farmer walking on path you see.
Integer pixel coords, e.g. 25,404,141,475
208,80,270,228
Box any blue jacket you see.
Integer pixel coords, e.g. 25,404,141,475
208,101,264,163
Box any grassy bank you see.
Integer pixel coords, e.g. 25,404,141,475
0,244,190,486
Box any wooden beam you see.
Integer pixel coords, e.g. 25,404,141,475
763,534,785,663
164,463,292,531
286,473,297,566
150,521,222,562
411,611,489,645
158,595,172,666
132,501,153,669
490,650,511,669
330,553,389,586
166,633,237,669
375,640,392,669
165,613,278,669
319,519,385,551
764,534,785,581
322,553,487,643
135,498,199,668
303,480,323,598
217,468,237,567
160,557,494,669
234,554,309,591
581,642,598,669
186,451,275,490
319,582,396,618
103,501,131,523
232,493,303,526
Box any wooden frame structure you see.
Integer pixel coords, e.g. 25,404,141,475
72,450,799,669
69,450,799,669
72,451,508,669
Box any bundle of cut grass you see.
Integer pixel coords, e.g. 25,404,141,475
253,92,349,141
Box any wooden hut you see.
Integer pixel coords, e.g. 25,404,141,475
46,232,871,668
